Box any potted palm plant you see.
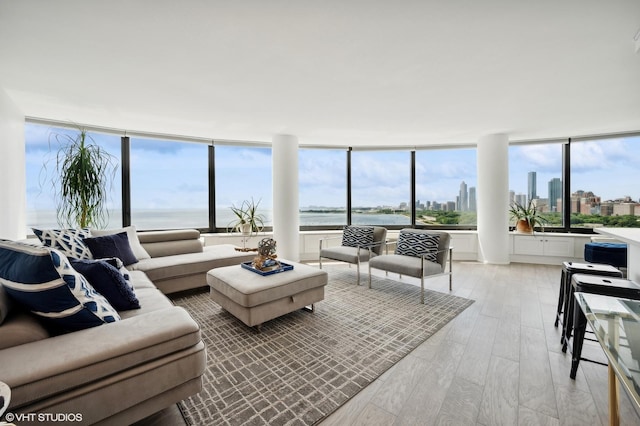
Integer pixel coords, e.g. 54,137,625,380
227,198,265,236
46,127,117,228
509,200,548,234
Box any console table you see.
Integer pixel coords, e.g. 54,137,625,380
574,292,640,426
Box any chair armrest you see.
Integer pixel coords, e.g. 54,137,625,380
319,235,343,250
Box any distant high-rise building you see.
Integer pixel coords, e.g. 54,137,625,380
459,181,468,211
515,193,527,206
601,202,614,216
528,171,537,203
469,187,477,212
446,201,456,211
548,178,562,212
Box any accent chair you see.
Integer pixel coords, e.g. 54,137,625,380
368,228,452,304
319,226,387,285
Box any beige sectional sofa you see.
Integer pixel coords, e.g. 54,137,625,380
0,228,254,425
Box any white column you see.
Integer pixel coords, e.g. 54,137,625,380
0,88,26,240
272,134,299,261
477,133,510,264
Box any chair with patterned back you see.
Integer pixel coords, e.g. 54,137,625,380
368,228,452,304
319,226,387,285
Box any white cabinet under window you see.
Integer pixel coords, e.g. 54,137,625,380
510,233,592,264
513,234,572,257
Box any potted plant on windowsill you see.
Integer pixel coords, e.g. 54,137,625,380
227,198,265,236
509,200,548,234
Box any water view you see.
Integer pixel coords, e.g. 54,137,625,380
26,209,411,232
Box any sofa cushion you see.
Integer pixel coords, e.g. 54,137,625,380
0,307,202,410
0,240,120,332
342,226,374,248
0,310,50,350
83,232,138,266
395,231,440,262
32,227,93,259
129,245,254,284
71,259,140,311
91,226,151,261
369,253,444,277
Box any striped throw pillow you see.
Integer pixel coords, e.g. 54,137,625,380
0,240,120,332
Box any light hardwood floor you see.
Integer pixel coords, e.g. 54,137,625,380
319,261,640,426
138,261,640,426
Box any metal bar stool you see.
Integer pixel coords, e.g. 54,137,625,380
555,262,623,345
568,274,640,379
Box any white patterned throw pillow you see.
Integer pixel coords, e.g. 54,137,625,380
342,226,375,248
395,231,440,262
33,227,93,259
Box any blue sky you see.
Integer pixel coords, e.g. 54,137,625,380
510,137,640,201
25,124,639,213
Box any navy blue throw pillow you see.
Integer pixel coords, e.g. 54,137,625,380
82,232,138,266
70,259,140,311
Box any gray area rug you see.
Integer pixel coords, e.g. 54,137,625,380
174,269,474,425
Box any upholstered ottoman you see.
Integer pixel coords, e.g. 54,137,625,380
584,242,628,269
207,260,328,329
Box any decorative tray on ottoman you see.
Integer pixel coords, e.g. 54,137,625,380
241,261,294,276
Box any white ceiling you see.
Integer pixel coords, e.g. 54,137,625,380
1,1,639,147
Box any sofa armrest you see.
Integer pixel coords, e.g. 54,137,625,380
1,307,202,409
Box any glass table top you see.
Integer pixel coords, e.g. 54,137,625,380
575,292,640,409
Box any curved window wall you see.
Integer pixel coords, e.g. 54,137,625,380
299,148,347,227
129,137,208,230
570,135,640,229
509,142,564,229
415,148,477,226
24,121,640,232
214,145,272,230
350,150,411,226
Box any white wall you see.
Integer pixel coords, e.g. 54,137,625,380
0,88,26,239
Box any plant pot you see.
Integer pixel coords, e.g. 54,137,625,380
515,219,533,234
240,223,252,236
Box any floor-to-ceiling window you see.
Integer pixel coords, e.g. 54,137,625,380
570,135,640,228
415,147,477,226
129,137,208,230
350,150,411,226
214,145,272,231
299,148,347,227
25,123,122,231
26,120,639,234
509,142,565,228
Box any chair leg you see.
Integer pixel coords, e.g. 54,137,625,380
319,256,323,269
448,247,453,291
420,257,425,304
356,257,361,286
368,264,372,289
